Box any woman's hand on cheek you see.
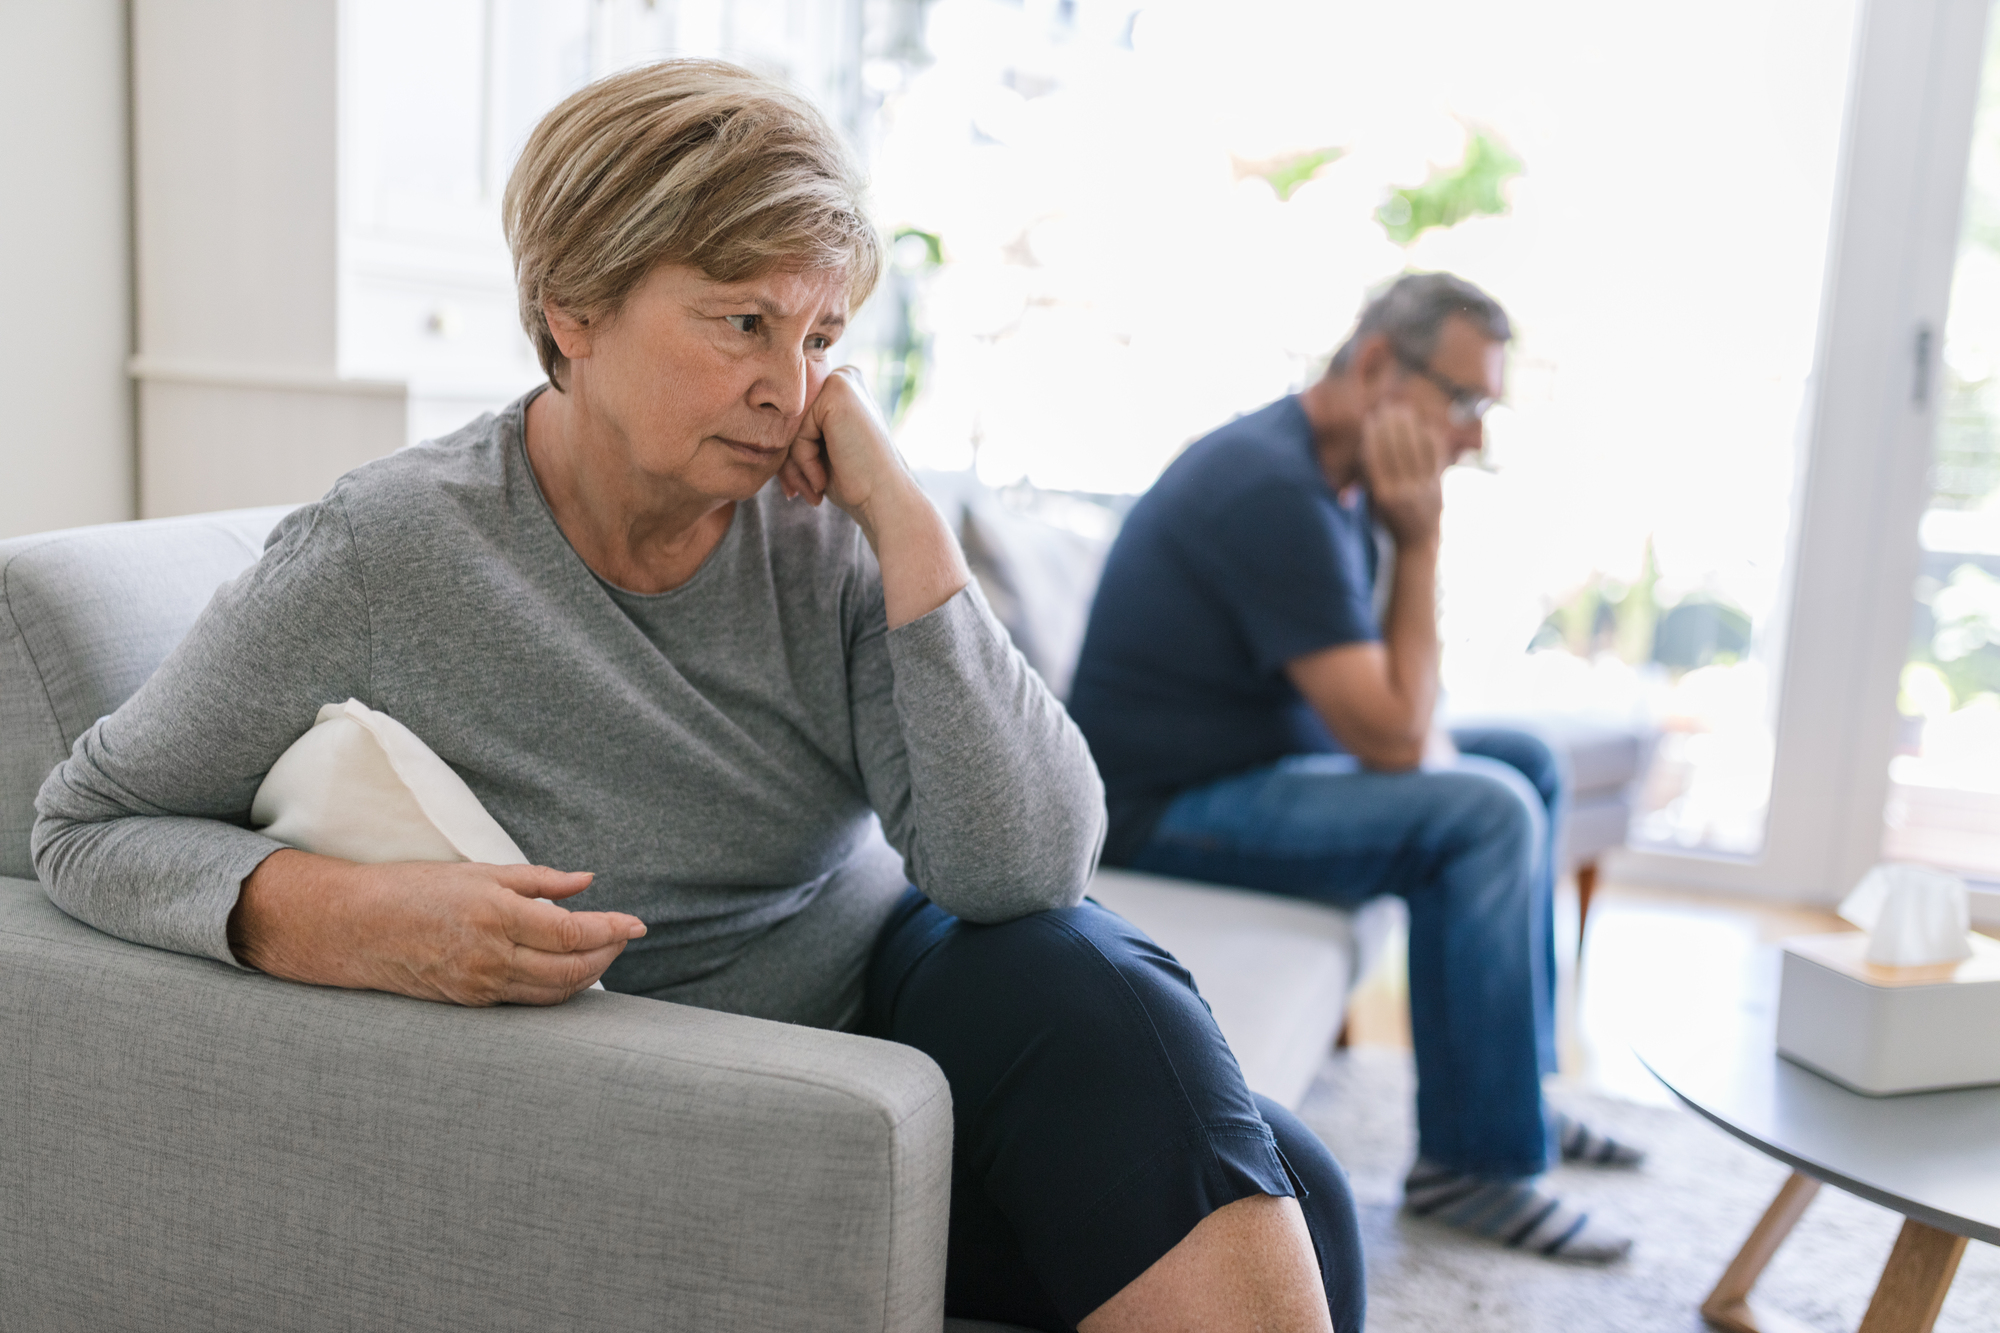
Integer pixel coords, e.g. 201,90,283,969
771,364,967,625
782,366,907,523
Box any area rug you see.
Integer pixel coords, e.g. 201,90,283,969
1295,1049,1999,1332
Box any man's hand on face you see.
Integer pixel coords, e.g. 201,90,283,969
1359,401,1447,549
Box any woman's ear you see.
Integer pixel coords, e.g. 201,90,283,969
544,300,594,361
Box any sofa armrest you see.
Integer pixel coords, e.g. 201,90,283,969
0,877,952,1333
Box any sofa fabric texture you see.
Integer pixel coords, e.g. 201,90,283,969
0,872,954,1332
0,507,291,879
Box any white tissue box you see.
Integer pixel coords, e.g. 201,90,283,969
1776,932,2000,1095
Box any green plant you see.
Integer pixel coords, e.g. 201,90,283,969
1532,538,1660,662
1904,562,2000,711
1530,539,1753,672
1254,146,1346,202
880,227,943,425
1375,127,1523,246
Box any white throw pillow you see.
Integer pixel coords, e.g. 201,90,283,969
247,700,600,980
252,701,604,990
252,699,527,865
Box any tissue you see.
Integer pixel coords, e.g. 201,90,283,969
1838,863,1974,967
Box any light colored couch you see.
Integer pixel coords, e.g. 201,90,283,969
0,505,1401,1330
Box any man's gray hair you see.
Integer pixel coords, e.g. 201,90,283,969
1326,271,1511,375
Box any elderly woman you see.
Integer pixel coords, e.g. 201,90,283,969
34,61,1360,1333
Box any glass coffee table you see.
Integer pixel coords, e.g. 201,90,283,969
1640,1018,2000,1333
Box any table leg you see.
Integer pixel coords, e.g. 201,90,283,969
1575,862,1599,962
1701,1170,1822,1333
1856,1218,1967,1333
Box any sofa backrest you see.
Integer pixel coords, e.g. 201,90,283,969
917,472,1120,702
0,508,293,878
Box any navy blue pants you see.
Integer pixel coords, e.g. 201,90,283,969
863,887,1366,1332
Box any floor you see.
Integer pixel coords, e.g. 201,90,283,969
1329,874,2000,1331
1338,873,1861,1105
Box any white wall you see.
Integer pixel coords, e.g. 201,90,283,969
131,0,404,518
0,0,135,539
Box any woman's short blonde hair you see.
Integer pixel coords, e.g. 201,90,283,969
503,59,883,389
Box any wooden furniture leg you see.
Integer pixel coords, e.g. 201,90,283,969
1856,1218,1968,1333
1701,1170,1821,1333
1575,861,1599,961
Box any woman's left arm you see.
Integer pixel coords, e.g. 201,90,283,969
785,370,1106,921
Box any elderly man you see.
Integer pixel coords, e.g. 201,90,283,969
1069,272,1641,1263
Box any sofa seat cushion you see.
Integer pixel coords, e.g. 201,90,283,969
1085,868,1401,1110
0,874,953,1331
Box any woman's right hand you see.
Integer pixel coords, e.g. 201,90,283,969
228,849,646,1006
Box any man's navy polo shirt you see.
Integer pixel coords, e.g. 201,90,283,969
1069,395,1381,863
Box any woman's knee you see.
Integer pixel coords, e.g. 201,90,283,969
1257,1095,1366,1333
968,905,1236,1069
883,901,1255,1119
943,901,1196,1010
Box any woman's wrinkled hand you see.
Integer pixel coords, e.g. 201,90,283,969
229,850,646,1007
778,365,910,530
775,363,970,627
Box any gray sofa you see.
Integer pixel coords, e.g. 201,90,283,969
0,506,1401,1330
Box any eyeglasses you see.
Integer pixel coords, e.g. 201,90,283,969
1394,350,1499,426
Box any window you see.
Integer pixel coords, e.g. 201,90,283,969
867,0,1859,858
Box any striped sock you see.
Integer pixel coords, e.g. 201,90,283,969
1552,1111,1647,1167
1404,1160,1633,1263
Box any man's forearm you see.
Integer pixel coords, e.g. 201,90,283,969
1285,536,1443,772
1378,535,1442,746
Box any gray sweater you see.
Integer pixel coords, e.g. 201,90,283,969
32,393,1106,1030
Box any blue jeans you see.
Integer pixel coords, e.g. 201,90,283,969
1126,727,1563,1179
865,888,1366,1333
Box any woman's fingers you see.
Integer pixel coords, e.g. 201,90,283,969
503,894,646,953
798,368,903,517
794,436,830,493
502,938,631,1004
782,431,829,503
779,455,822,505
492,863,596,900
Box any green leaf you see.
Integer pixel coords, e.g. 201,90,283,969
1249,146,1346,202
1376,127,1524,246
